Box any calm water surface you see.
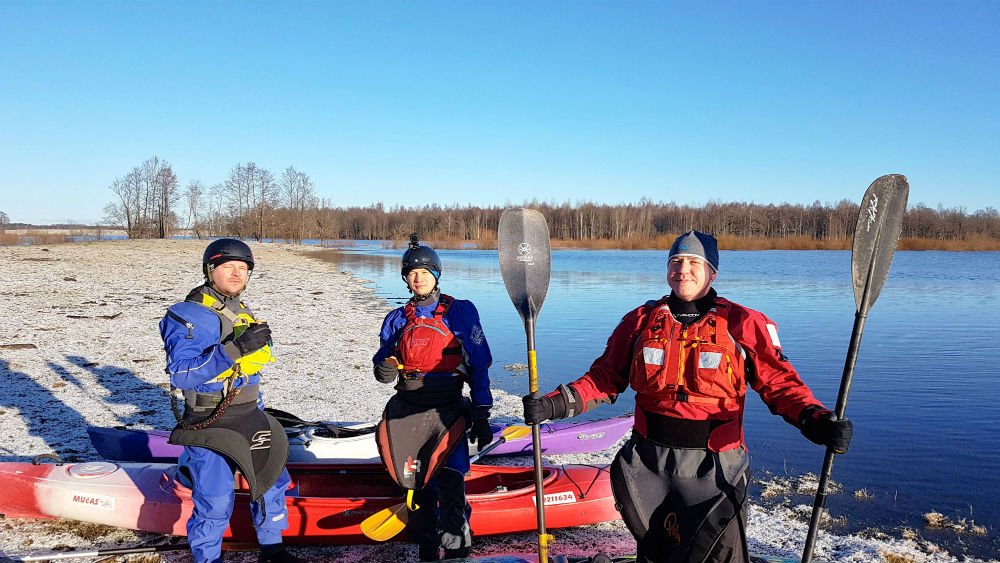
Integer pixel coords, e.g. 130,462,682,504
324,243,1000,559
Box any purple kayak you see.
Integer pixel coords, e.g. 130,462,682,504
87,412,633,464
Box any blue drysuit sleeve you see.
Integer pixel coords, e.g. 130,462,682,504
160,302,237,391
372,307,407,365
446,300,493,409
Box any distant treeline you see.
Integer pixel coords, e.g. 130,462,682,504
93,156,1000,250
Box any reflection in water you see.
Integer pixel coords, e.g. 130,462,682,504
322,245,1000,559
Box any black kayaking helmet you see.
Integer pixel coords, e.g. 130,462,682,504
202,238,255,279
401,233,442,282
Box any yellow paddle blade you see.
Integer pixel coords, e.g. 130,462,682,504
500,424,532,440
360,502,408,542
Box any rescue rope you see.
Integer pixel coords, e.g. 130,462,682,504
561,463,608,500
179,371,243,431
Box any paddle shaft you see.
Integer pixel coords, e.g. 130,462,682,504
801,175,907,563
470,431,517,463
800,307,868,563
525,316,550,563
5,543,190,561
497,207,554,563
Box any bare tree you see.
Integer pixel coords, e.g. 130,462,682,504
279,166,318,243
105,167,142,238
154,161,179,238
183,180,205,237
221,162,276,239
104,156,178,239
0,210,9,234
248,163,277,241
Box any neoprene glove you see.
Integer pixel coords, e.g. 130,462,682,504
469,416,494,449
374,359,398,383
523,390,573,425
522,394,554,425
233,323,271,356
800,407,854,454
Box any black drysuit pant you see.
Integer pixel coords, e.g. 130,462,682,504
610,435,751,563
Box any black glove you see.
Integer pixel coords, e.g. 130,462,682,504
373,359,398,383
232,323,271,356
469,415,494,449
525,386,579,425
522,394,555,425
800,407,853,453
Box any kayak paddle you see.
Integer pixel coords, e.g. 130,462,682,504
498,207,554,563
800,174,909,563
0,541,264,562
359,424,532,541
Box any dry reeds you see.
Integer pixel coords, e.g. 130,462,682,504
547,234,1000,251
854,488,875,501
717,234,851,250
0,230,76,245
898,236,1000,251
448,234,999,252
881,551,917,563
923,511,988,535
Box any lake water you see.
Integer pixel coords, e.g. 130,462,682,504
325,242,1000,560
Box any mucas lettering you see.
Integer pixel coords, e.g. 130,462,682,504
70,493,113,510
72,494,99,505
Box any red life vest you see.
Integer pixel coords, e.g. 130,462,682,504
396,294,465,375
629,298,747,413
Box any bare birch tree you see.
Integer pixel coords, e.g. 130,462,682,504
279,166,317,243
103,156,177,239
153,160,179,238
183,180,205,237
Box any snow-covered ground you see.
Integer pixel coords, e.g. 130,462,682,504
0,240,992,562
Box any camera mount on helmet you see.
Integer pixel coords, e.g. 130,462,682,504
400,233,442,282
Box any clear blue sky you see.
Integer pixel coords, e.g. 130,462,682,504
1,1,997,225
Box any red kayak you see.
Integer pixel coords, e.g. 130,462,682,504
0,460,617,544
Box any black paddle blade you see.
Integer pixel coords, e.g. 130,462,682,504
498,208,552,322
852,174,909,312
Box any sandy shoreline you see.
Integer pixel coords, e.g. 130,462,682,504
0,240,990,563
0,240,628,562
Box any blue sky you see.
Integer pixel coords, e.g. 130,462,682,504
1,1,997,225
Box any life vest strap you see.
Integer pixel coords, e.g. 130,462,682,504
189,291,246,326
184,383,259,411
660,389,738,408
639,408,714,448
403,293,455,323
393,377,464,407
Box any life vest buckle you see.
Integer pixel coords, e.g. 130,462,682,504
402,370,425,380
